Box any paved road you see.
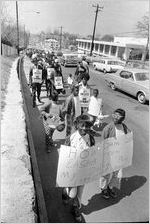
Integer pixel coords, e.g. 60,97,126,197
23,57,149,222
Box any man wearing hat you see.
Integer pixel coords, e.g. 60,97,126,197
62,114,95,222
29,61,43,107
100,108,131,199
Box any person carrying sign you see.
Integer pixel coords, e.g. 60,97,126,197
62,114,95,222
74,60,87,84
99,108,131,199
29,61,43,107
62,84,82,139
46,64,56,98
40,91,65,153
78,76,91,114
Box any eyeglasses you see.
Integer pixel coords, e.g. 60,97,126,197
112,113,124,118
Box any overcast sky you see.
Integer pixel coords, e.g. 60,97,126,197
2,0,149,37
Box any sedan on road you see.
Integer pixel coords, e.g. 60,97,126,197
105,68,149,104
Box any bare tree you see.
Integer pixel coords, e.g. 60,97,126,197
136,13,149,62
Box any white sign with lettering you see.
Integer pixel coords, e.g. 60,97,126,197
54,76,63,89
56,132,133,187
32,69,42,83
79,87,90,107
47,68,55,79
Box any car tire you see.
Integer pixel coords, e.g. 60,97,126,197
103,69,107,74
110,83,116,90
137,92,146,104
93,65,97,70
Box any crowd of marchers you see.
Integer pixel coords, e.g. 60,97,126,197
24,48,131,223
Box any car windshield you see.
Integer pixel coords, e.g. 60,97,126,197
66,55,77,59
134,72,149,81
107,61,124,66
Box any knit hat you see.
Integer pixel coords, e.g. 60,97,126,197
74,114,93,129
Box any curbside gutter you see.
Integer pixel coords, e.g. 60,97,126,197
18,56,49,223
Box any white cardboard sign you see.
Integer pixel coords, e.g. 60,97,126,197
32,69,42,83
54,77,63,89
79,87,90,107
56,132,133,187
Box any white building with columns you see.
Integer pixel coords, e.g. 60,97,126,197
76,37,148,60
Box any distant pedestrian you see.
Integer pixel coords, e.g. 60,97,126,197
99,108,131,199
74,60,87,83
67,74,74,88
62,114,95,222
40,91,65,153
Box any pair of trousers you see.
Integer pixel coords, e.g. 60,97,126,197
32,83,42,102
65,185,84,207
99,169,122,190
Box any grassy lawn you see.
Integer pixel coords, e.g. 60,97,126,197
1,56,16,114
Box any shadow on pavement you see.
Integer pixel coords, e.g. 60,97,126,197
81,175,147,215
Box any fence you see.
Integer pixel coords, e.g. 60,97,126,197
1,43,17,56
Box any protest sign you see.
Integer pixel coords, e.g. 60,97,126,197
47,68,55,79
54,77,63,89
79,87,90,107
56,132,133,187
32,69,42,83
102,132,133,176
56,144,103,187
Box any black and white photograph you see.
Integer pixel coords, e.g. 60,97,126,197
1,0,149,222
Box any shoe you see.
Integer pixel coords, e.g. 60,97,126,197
101,189,110,199
38,98,42,103
62,190,70,205
107,186,117,198
72,207,82,223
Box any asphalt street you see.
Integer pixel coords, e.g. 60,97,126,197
22,56,149,222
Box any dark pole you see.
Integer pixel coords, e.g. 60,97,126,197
90,4,103,56
24,24,26,49
16,1,19,55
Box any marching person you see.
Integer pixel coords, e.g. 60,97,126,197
40,91,65,153
62,114,95,222
78,76,91,114
74,60,87,84
67,73,74,89
88,89,103,125
82,56,90,81
29,61,43,107
46,64,56,98
62,84,82,139
99,108,131,199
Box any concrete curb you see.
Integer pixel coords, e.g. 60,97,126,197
18,57,49,223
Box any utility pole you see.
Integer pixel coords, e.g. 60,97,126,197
16,1,19,55
59,26,63,51
90,4,103,56
24,24,26,49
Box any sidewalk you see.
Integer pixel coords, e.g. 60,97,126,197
1,58,36,223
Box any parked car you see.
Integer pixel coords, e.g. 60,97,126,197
78,53,102,64
104,68,149,104
93,58,125,73
61,54,79,67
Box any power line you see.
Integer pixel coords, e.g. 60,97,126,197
90,3,103,56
